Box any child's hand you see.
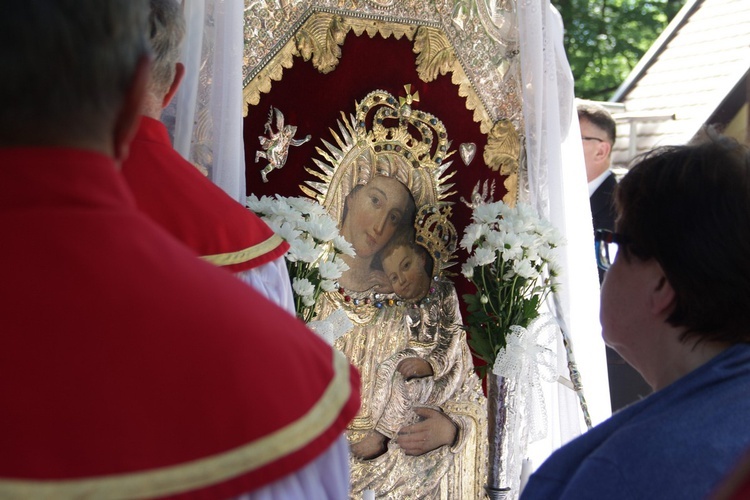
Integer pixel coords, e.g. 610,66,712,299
397,357,433,380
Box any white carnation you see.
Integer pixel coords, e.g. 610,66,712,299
500,232,523,261
246,194,277,213
318,260,344,280
473,246,497,267
302,295,316,307
460,223,485,250
292,277,315,298
273,222,301,246
537,244,557,265
513,259,538,280
473,202,504,224
333,235,356,257
461,259,476,279
485,229,504,250
267,197,299,222
290,238,319,263
300,217,339,242
286,196,322,217
320,279,338,292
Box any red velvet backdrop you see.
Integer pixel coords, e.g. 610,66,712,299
244,30,508,367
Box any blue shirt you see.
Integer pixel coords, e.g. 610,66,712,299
522,344,750,499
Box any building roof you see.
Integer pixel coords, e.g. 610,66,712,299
609,0,750,169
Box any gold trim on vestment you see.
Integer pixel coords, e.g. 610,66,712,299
0,350,352,500
200,233,285,267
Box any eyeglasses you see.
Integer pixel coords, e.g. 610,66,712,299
582,136,605,143
594,229,627,271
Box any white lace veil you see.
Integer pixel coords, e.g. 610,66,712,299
517,2,611,479
164,0,247,202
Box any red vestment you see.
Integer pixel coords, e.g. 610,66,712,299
0,148,360,499
121,117,288,273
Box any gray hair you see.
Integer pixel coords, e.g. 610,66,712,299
148,0,186,96
0,0,151,145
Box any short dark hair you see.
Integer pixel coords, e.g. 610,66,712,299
615,130,750,344
577,102,616,145
0,0,150,145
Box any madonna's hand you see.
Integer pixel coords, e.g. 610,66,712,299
396,407,457,456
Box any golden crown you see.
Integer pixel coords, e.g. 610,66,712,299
354,84,452,171
301,85,456,217
414,203,458,274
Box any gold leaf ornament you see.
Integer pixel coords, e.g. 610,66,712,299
295,14,348,74
413,26,456,83
483,119,520,174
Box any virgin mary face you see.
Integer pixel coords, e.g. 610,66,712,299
341,176,413,259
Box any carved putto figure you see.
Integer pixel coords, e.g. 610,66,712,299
255,106,311,183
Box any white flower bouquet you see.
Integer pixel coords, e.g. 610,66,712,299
460,200,563,377
247,194,354,323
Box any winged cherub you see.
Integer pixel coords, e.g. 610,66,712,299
255,106,311,183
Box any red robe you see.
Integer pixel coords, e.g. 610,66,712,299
0,148,360,499
121,117,288,273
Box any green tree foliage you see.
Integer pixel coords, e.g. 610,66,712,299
552,0,687,101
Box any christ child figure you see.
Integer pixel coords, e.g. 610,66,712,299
351,222,465,461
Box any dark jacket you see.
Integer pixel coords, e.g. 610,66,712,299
590,171,617,233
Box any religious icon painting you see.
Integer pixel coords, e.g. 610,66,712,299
241,3,526,497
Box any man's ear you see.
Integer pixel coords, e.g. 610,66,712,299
650,263,676,316
161,62,185,109
113,54,152,163
596,140,612,160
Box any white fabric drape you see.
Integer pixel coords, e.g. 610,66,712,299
171,0,202,161
517,0,611,479
170,0,247,202
207,0,246,201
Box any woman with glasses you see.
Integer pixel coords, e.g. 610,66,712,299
522,131,750,500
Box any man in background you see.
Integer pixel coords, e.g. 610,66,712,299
0,1,358,498
578,101,617,242
578,101,651,412
122,0,294,312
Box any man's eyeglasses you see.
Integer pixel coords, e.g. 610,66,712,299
582,136,605,143
595,229,627,271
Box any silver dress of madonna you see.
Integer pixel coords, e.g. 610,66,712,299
318,279,487,499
